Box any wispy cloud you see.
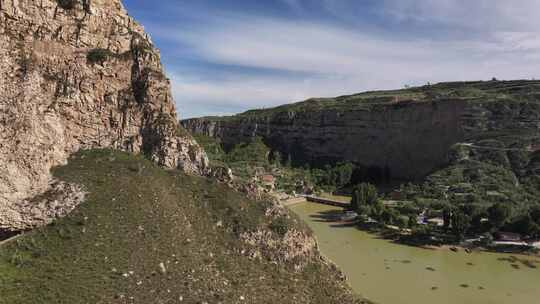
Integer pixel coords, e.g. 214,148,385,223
126,0,540,118
379,0,540,32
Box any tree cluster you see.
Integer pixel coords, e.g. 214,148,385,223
226,137,270,164
312,163,354,190
507,205,540,238
440,202,540,240
351,183,404,226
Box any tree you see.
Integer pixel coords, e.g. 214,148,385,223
350,190,359,212
370,200,385,221
408,216,417,228
511,206,540,237
442,206,452,230
357,205,372,218
413,224,432,239
270,150,282,167
335,163,354,188
380,208,400,225
351,183,378,213
531,223,540,238
395,216,408,228
487,203,511,230
461,204,485,232
512,215,537,236
451,210,471,240
380,209,394,225
285,154,292,168
361,183,379,206
530,205,540,224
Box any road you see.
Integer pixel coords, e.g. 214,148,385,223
459,143,534,152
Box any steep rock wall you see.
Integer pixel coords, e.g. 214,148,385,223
184,100,467,180
0,0,208,230
183,95,540,181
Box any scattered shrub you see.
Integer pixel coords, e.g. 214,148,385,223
86,48,113,65
269,216,290,237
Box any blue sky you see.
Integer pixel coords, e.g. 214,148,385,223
123,0,540,119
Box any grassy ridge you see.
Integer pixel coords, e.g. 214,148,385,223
192,80,540,121
0,150,366,304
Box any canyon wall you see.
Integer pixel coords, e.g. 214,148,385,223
0,0,208,231
183,82,540,182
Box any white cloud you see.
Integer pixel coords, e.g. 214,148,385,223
172,73,386,119
379,0,540,32
159,1,540,118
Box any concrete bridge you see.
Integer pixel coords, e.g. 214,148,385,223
304,195,350,208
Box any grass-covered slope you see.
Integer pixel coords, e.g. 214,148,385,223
0,150,366,304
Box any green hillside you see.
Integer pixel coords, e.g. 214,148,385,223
0,150,367,304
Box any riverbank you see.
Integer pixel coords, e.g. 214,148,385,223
290,202,540,304
420,244,540,259
380,227,540,258
295,197,540,258
274,191,540,259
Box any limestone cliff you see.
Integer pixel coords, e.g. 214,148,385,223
0,0,208,231
182,81,540,182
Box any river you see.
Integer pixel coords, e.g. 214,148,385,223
290,202,540,304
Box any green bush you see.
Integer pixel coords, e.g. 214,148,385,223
86,48,113,65
226,137,270,163
269,216,291,237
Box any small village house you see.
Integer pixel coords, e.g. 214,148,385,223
494,232,522,242
427,217,444,227
260,174,276,191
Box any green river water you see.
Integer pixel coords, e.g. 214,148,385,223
290,202,540,304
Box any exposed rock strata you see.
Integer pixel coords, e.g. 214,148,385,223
183,82,540,181
0,0,208,231
1,180,85,231
241,228,317,264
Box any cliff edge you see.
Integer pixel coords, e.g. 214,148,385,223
182,81,540,182
0,0,208,231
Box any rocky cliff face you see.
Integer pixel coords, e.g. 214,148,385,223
182,81,540,182
0,0,208,231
